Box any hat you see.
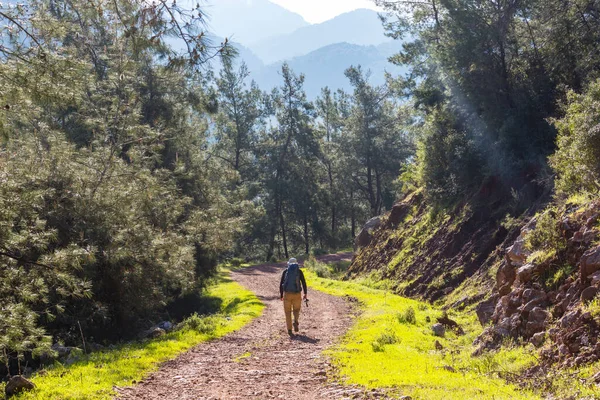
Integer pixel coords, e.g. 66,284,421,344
288,258,297,265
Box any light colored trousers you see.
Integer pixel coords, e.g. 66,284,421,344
283,292,302,330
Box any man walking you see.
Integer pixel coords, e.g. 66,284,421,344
280,258,308,335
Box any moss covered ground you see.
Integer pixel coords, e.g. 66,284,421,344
305,269,540,400
5,268,264,400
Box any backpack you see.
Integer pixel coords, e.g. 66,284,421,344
283,264,301,293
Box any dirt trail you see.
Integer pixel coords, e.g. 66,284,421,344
116,253,383,400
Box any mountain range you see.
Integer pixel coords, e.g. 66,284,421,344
204,0,404,99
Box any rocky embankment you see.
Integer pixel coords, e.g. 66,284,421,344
478,201,600,369
350,188,600,374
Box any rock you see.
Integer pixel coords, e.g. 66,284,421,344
522,289,546,303
572,230,585,243
590,271,600,287
476,298,497,326
515,264,535,285
442,365,456,373
591,370,600,384
561,217,573,232
581,286,598,303
506,236,531,267
386,202,410,228
157,321,173,331
51,343,73,358
586,214,599,228
432,323,446,337
498,284,512,296
5,375,35,397
437,315,464,335
435,340,444,350
525,307,550,337
399,396,413,400
531,332,545,347
580,246,600,282
559,344,569,356
355,216,382,250
496,262,516,291
147,327,166,339
560,310,580,329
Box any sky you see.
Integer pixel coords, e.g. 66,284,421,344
268,0,381,24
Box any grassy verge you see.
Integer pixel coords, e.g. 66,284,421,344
7,267,264,400
304,269,540,400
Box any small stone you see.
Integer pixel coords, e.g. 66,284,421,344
435,340,444,350
148,327,166,338
442,365,456,373
432,323,446,337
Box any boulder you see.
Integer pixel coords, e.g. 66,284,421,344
580,246,600,283
560,310,580,329
432,323,446,337
476,298,497,326
530,332,546,348
157,321,173,331
525,307,550,337
354,216,382,250
515,264,535,285
5,376,35,397
506,237,530,267
581,286,598,303
522,289,546,303
386,202,410,228
144,327,166,339
496,262,516,292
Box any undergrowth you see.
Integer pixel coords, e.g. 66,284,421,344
304,270,539,400
6,267,264,400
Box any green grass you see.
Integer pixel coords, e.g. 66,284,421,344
10,267,264,400
305,270,540,400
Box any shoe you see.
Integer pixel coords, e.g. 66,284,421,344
288,329,293,335
293,321,299,332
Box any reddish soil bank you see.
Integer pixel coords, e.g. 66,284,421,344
116,254,385,399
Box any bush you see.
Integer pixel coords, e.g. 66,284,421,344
524,209,566,255
311,248,328,257
372,329,400,352
397,307,417,325
229,258,244,268
551,80,600,196
304,256,331,278
179,313,218,335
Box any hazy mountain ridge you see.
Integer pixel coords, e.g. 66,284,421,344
204,0,308,46
204,1,402,98
250,41,407,99
249,8,390,64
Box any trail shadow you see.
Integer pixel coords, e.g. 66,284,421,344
258,295,281,301
291,334,319,344
234,263,283,275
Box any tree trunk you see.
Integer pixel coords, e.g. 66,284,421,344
304,214,309,255
280,209,289,259
351,190,356,239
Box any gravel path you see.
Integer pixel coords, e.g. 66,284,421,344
115,254,386,399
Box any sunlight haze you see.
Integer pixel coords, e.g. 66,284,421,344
268,0,381,23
